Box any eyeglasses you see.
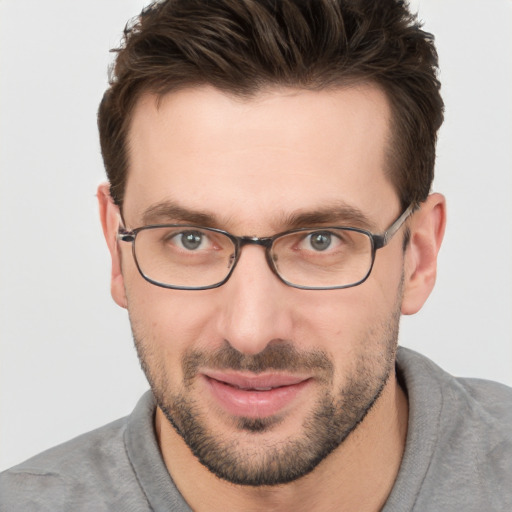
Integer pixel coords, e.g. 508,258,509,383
117,204,415,291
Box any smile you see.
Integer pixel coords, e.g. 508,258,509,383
202,371,312,419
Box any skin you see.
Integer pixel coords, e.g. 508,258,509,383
98,84,446,511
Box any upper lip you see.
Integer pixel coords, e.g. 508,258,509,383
203,371,310,390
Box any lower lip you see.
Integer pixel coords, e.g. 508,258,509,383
204,376,311,418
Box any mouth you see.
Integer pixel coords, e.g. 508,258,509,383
202,371,312,418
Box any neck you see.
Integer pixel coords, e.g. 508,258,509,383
155,374,408,512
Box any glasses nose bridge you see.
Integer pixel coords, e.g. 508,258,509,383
238,235,274,249
231,235,277,278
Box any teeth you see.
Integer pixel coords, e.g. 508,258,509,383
238,386,273,391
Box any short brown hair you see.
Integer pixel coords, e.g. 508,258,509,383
98,0,443,209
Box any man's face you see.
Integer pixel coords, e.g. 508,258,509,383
115,85,406,485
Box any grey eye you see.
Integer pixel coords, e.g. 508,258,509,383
309,232,332,251
180,231,204,250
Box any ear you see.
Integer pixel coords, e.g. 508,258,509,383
97,182,127,309
401,193,446,315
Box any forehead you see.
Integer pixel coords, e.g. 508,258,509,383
124,85,398,231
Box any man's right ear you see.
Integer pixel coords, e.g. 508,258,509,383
97,183,127,309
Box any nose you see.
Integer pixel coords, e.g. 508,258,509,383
215,244,293,355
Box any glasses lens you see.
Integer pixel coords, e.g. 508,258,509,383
271,228,373,288
133,226,235,288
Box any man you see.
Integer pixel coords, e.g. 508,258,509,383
1,0,511,510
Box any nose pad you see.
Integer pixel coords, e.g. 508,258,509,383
227,251,236,270
265,249,281,279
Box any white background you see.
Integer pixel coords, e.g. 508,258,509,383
0,0,511,471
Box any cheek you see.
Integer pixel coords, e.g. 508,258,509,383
371,244,405,296
294,285,391,337
125,277,221,356
291,281,401,374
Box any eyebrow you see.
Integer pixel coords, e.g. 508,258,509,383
142,202,221,227
282,204,375,231
141,200,376,232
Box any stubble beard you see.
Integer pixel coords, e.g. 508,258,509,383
131,304,401,487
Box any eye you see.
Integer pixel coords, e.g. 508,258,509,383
303,231,343,252
174,230,209,251
308,232,333,251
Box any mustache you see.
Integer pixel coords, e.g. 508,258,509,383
181,340,334,385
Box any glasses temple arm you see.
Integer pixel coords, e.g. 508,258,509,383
374,203,416,249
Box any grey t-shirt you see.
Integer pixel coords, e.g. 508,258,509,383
1,347,511,511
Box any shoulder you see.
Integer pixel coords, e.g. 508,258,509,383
455,374,512,417
4,415,128,473
0,415,147,511
439,372,512,483
395,347,512,510
397,346,512,431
